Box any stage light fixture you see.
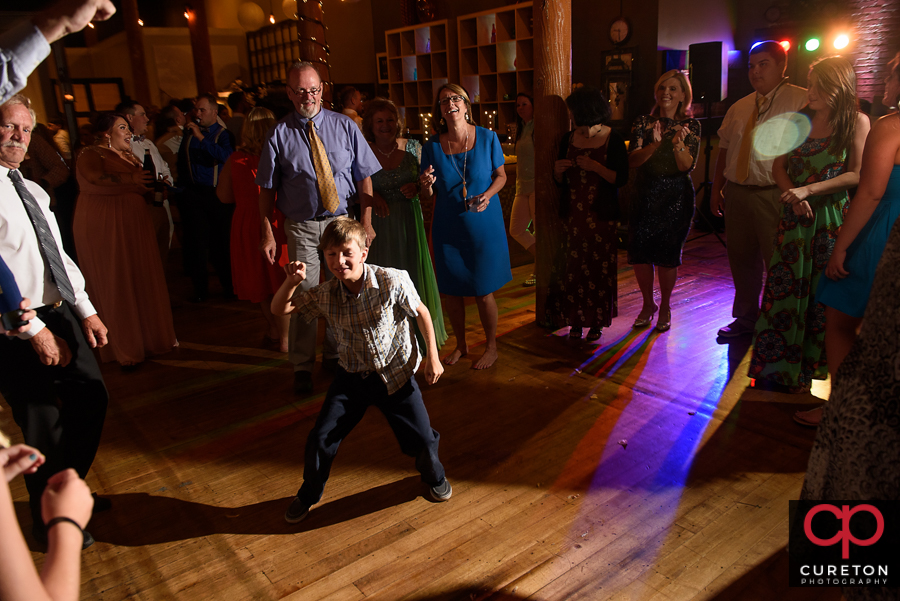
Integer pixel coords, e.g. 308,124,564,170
779,40,791,52
805,38,820,51
834,34,849,49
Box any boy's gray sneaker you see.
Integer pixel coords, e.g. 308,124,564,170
429,478,452,502
285,497,311,523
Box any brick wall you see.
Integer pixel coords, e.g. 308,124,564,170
848,0,900,102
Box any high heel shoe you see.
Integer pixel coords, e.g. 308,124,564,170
586,326,602,342
568,326,583,339
633,305,658,328
655,309,671,332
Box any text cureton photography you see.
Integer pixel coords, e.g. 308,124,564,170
789,501,900,588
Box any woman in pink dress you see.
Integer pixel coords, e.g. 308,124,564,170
74,112,177,370
217,107,290,351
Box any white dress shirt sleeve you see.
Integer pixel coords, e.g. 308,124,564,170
0,22,51,104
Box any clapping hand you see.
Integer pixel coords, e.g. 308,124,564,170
284,261,307,285
651,120,664,144
671,125,688,147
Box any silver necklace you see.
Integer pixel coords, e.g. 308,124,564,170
442,128,469,200
373,142,397,159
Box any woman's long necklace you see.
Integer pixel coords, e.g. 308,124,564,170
443,127,469,200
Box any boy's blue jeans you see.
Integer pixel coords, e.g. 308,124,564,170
296,367,445,505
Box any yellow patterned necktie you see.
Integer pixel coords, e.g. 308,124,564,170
307,120,340,214
734,95,763,183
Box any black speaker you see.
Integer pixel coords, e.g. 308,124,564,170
689,41,727,103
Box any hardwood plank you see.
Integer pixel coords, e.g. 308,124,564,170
0,236,837,600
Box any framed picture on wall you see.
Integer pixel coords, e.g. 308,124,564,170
376,52,389,84
601,47,635,128
601,72,632,127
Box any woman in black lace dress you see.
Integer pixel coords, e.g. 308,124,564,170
627,70,701,332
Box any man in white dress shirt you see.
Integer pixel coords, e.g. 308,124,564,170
711,41,808,338
0,95,110,549
117,99,174,265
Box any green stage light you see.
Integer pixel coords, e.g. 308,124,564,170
805,38,820,51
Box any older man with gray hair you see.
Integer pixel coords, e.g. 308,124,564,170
0,94,110,549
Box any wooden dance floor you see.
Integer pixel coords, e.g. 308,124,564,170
7,234,841,600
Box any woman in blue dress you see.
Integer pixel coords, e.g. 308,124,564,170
419,84,511,369
817,54,900,401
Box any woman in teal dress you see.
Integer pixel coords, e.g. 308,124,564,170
748,56,869,397
419,84,511,370
362,98,447,349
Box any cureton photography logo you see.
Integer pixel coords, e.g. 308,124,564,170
789,501,900,588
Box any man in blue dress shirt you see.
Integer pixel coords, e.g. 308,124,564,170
256,61,381,394
177,93,235,301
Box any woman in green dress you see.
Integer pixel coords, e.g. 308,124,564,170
748,56,869,397
363,98,448,349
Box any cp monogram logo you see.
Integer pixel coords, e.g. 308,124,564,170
804,504,884,559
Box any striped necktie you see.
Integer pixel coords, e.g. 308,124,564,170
306,120,340,214
8,170,76,304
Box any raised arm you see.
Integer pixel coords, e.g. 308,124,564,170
271,261,306,316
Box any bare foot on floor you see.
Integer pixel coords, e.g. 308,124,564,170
443,348,467,365
472,347,498,370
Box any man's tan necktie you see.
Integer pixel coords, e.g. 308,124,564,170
307,121,340,214
734,96,763,183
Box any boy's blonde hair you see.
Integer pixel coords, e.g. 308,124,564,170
318,216,367,252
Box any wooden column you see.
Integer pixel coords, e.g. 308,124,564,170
186,2,217,95
533,0,571,322
120,0,151,103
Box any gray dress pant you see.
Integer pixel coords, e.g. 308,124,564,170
284,216,339,372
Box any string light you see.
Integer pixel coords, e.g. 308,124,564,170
87,22,95,28
137,18,144,26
